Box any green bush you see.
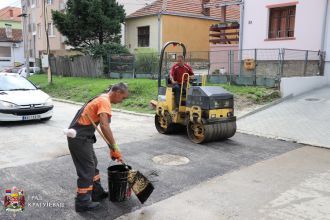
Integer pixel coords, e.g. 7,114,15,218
134,48,159,75
88,43,130,58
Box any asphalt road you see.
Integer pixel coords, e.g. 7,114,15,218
0,101,302,219
0,101,159,169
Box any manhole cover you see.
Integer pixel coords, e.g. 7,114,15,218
152,154,190,166
305,98,320,102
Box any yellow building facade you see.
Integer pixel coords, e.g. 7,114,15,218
125,14,220,54
162,15,219,53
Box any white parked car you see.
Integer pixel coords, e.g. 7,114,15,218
0,73,53,121
18,67,41,78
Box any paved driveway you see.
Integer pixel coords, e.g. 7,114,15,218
238,86,330,148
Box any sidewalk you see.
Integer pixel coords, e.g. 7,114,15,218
237,86,330,148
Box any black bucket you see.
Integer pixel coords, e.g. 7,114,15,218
108,164,132,202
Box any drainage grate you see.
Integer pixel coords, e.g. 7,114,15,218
152,154,190,166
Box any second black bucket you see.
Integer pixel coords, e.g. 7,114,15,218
108,164,132,202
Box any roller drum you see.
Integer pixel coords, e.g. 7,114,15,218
187,121,236,144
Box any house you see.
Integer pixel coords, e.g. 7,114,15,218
20,0,78,67
0,27,24,70
242,1,325,51
21,0,150,67
125,0,240,53
241,0,330,95
0,7,24,70
112,0,151,45
0,7,22,29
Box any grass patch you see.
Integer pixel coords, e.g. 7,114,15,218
29,74,279,113
30,74,158,113
217,84,280,103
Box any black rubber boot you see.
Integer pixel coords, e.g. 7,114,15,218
92,182,108,202
75,193,100,212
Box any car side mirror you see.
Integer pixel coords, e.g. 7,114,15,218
36,85,41,89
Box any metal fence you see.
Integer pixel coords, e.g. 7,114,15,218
107,53,159,79
48,48,324,88
107,48,324,87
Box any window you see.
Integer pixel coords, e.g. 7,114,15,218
202,0,210,16
31,0,36,8
47,23,55,36
0,46,11,57
268,6,296,39
29,49,34,57
47,0,53,5
29,23,36,33
138,26,150,47
37,23,41,38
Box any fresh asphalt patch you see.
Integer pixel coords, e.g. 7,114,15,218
0,133,301,219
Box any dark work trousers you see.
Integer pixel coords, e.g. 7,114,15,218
172,83,188,107
172,84,181,107
67,96,103,196
68,137,100,193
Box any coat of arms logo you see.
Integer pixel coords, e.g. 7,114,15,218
3,187,25,214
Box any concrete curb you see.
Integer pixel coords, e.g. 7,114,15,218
237,94,293,120
54,94,292,121
52,98,154,118
236,128,330,149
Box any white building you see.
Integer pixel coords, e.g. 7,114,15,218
241,0,330,95
242,0,326,51
0,27,24,70
118,0,152,45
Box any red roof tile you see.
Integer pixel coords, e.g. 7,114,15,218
126,0,240,21
0,28,22,42
0,7,22,22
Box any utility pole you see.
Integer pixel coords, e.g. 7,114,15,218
43,0,52,84
18,4,30,77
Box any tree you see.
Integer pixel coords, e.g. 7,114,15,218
52,0,125,50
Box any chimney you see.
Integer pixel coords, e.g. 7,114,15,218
202,0,210,16
9,9,13,18
221,6,226,22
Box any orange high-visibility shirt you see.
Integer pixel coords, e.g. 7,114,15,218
78,94,112,125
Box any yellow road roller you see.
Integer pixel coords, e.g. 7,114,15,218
152,41,236,143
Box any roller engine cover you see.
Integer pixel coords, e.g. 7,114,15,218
186,86,234,110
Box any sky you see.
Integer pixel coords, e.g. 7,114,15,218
0,0,22,10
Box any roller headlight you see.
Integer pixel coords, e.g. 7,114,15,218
0,100,20,109
227,112,233,117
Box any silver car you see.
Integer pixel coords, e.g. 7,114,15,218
0,73,53,121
